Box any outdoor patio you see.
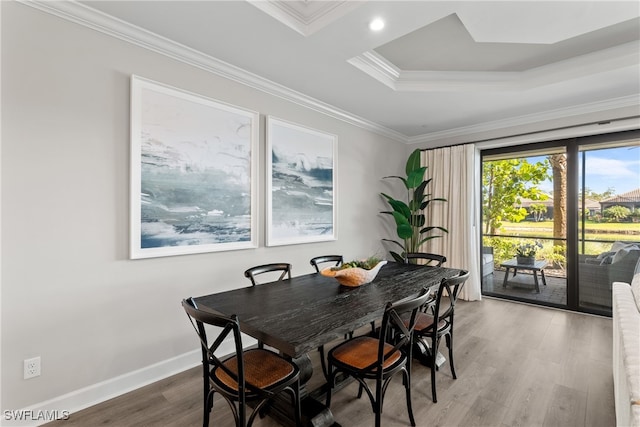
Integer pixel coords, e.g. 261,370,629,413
482,268,567,306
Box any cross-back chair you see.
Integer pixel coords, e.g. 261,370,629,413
325,288,432,427
243,263,292,349
411,270,470,403
405,252,447,267
182,298,301,427
309,255,343,273
243,263,291,286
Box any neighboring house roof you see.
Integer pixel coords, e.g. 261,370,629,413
517,197,553,208
601,188,640,204
582,198,601,210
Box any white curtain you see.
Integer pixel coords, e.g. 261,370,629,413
421,145,482,301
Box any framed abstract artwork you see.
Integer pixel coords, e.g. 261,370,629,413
266,117,337,246
130,76,258,259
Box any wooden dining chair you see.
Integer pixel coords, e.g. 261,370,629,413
243,263,292,349
410,270,470,403
310,255,343,273
244,263,291,286
325,288,432,427
405,252,447,267
182,298,301,427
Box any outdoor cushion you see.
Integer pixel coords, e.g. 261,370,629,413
597,251,616,260
613,246,640,264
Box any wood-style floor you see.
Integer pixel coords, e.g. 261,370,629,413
44,297,614,427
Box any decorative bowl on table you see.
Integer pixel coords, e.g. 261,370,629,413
320,259,387,287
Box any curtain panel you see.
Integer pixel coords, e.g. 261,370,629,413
421,145,481,301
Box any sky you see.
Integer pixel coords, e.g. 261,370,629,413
527,145,639,196
582,145,640,195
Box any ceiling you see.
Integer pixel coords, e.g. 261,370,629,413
32,1,640,145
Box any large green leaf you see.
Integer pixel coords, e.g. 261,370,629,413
390,251,406,263
419,226,448,234
397,223,413,239
388,199,411,219
391,211,410,226
382,175,408,189
406,167,426,189
405,149,421,175
413,180,428,202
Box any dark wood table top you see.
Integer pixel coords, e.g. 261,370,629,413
193,262,461,358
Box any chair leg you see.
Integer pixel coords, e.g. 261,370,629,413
404,369,416,426
204,389,214,427
375,376,383,427
326,368,334,407
431,336,438,403
318,345,329,381
446,332,457,379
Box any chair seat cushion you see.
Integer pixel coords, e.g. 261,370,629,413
413,312,447,332
329,336,401,370
214,348,295,390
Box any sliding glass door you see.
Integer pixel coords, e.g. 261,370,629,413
482,147,568,307
577,143,640,314
481,130,639,315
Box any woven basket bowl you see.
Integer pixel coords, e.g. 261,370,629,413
320,260,387,287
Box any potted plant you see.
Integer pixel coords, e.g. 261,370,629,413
515,241,543,265
380,149,448,263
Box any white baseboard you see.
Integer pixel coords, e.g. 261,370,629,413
4,346,216,427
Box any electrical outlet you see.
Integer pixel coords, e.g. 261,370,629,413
24,357,41,379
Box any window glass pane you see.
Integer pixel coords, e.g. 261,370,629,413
577,143,640,312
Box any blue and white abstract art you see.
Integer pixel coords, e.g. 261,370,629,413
266,117,337,246
130,76,258,258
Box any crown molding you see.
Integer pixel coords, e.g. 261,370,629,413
18,0,407,143
408,94,640,146
247,1,362,37
351,41,640,93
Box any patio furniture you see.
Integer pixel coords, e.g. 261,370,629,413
579,244,640,308
482,247,494,278
500,259,548,293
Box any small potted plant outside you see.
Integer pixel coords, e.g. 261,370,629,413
515,241,543,265
320,256,387,287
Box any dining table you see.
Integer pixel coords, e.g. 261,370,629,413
193,261,461,427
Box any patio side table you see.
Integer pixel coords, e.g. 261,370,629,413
500,259,548,293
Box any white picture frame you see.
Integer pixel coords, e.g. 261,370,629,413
266,116,337,246
130,76,259,259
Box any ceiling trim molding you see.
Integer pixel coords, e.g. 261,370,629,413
19,0,407,143
407,94,640,145
350,41,640,92
247,1,362,37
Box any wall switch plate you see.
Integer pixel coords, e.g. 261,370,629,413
24,357,41,379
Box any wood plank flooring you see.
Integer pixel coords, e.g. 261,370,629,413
44,298,614,427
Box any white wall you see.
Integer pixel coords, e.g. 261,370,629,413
0,2,406,415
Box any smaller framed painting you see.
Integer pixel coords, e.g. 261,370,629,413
130,76,259,259
266,117,337,246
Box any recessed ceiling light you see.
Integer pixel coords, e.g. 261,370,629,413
369,18,385,31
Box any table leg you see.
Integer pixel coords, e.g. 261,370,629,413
265,354,340,427
533,272,540,293
502,267,510,288
540,269,548,286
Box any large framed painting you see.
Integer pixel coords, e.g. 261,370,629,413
266,117,337,246
130,76,259,259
